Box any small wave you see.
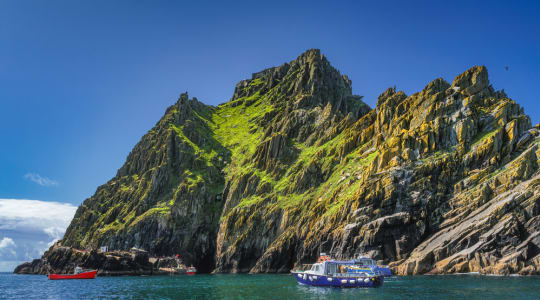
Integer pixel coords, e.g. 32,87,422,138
452,272,480,275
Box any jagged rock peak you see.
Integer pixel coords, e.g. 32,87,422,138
376,86,407,109
171,92,208,123
376,87,396,107
423,78,450,95
173,92,207,111
451,65,490,96
230,49,356,107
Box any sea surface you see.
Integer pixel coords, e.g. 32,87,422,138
1,272,539,299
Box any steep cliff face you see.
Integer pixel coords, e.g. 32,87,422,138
38,49,539,275
62,93,228,272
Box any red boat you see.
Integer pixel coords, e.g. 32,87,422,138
48,267,97,280
187,266,197,275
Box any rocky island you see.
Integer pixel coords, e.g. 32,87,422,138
15,49,539,276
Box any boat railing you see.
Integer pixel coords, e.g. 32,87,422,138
330,272,373,278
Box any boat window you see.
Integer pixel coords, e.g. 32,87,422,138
360,259,372,265
326,263,338,275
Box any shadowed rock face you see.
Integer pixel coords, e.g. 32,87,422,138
16,50,540,275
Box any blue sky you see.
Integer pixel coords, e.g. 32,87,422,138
0,0,539,270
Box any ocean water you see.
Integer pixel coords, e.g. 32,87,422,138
1,273,539,299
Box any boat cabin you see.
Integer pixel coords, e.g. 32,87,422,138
305,261,372,277
307,263,325,275
354,257,377,266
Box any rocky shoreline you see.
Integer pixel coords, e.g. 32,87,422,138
14,242,188,276
15,239,540,276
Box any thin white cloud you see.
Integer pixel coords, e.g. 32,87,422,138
0,199,77,271
24,172,59,187
43,226,66,240
0,237,15,249
0,237,17,258
0,199,75,225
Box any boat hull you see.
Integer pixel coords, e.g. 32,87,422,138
376,266,392,277
373,266,392,277
291,272,383,288
48,270,98,280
